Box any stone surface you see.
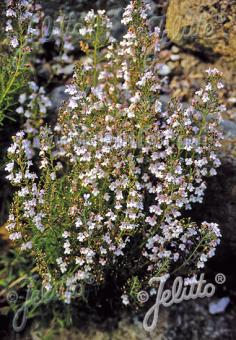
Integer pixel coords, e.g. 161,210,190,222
221,120,236,138
166,299,236,340
17,300,236,340
209,297,231,315
26,312,169,340
49,85,69,114
107,7,125,40
166,0,236,62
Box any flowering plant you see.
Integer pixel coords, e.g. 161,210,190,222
0,0,37,125
6,0,224,307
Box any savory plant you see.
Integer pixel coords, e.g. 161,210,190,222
0,0,34,126
6,0,224,306
1,0,77,137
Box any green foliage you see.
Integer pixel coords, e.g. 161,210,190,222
0,2,31,127
0,42,30,126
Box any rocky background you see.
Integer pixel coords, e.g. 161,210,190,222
1,0,236,339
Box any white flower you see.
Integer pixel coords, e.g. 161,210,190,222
79,28,88,36
202,93,210,103
155,100,162,113
50,172,56,180
84,9,95,23
121,294,130,305
64,291,71,304
75,218,83,228
5,21,13,32
44,283,52,291
68,97,79,109
29,81,39,92
62,231,70,238
64,240,71,254
56,257,63,265
33,213,45,232
206,68,220,76
217,82,224,89
21,241,32,250
184,276,198,286
16,106,24,114
5,161,14,173
19,93,27,104
185,158,193,166
77,233,86,242
18,187,29,197
104,193,110,201
195,89,203,97
65,84,78,96
205,83,212,92
121,3,133,25
209,168,217,176
75,257,85,265
9,232,22,240
6,9,16,17
10,37,19,48
197,261,205,269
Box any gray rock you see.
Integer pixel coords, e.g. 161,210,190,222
209,297,231,315
107,7,126,40
221,120,236,138
37,63,52,81
159,94,170,110
55,64,75,76
166,299,236,339
49,86,69,113
158,64,171,76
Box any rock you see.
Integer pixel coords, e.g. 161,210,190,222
209,297,231,315
107,8,126,40
228,98,236,105
27,299,236,340
158,64,171,76
221,120,236,138
166,0,236,62
29,312,169,339
171,46,180,54
49,86,69,114
166,299,236,340
170,54,180,61
54,63,75,76
37,63,52,81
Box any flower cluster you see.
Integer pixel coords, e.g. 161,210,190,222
16,82,52,152
6,0,224,306
0,0,40,124
5,0,42,50
1,1,52,128
3,1,75,143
